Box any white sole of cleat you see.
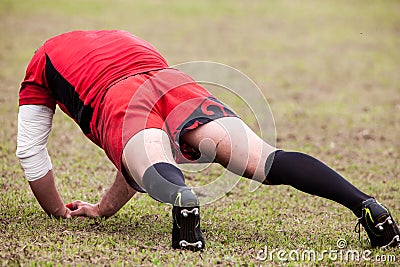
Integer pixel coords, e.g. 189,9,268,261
380,235,400,249
375,216,392,231
179,240,203,249
172,206,205,250
181,208,199,217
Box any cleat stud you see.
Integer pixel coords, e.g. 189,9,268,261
179,240,188,247
182,211,188,217
194,209,199,216
197,243,202,249
378,225,384,231
388,219,393,225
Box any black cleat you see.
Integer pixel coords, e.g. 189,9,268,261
355,198,400,249
172,206,205,251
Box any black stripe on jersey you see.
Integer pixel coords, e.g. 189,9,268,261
45,54,93,134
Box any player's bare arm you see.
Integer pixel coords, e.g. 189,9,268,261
69,171,137,218
16,105,135,219
16,105,70,218
28,170,71,218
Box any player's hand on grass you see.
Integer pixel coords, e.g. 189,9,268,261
53,206,72,219
67,200,101,218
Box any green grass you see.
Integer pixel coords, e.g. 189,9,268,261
1,0,399,266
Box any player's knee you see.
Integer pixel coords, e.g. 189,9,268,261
264,150,286,185
142,162,198,206
213,132,233,165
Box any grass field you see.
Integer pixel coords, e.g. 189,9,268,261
1,0,399,266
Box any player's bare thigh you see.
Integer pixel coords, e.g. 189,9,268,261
180,117,277,180
122,128,176,187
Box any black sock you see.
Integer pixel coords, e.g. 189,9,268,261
265,151,371,217
142,162,198,206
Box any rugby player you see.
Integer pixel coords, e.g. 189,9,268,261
16,30,400,250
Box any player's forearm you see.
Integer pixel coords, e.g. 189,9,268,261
98,171,136,218
17,105,66,217
29,170,69,218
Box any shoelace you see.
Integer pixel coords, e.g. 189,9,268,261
354,219,362,243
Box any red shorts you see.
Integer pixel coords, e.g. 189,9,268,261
93,68,236,191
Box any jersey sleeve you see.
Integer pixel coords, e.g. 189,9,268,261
19,46,56,110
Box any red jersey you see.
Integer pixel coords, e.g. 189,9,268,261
19,30,168,134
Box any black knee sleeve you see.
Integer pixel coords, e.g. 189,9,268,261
142,162,198,207
264,150,285,185
263,150,370,216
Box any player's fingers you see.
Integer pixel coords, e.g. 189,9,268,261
69,206,87,217
65,208,72,219
71,200,88,209
66,200,84,211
